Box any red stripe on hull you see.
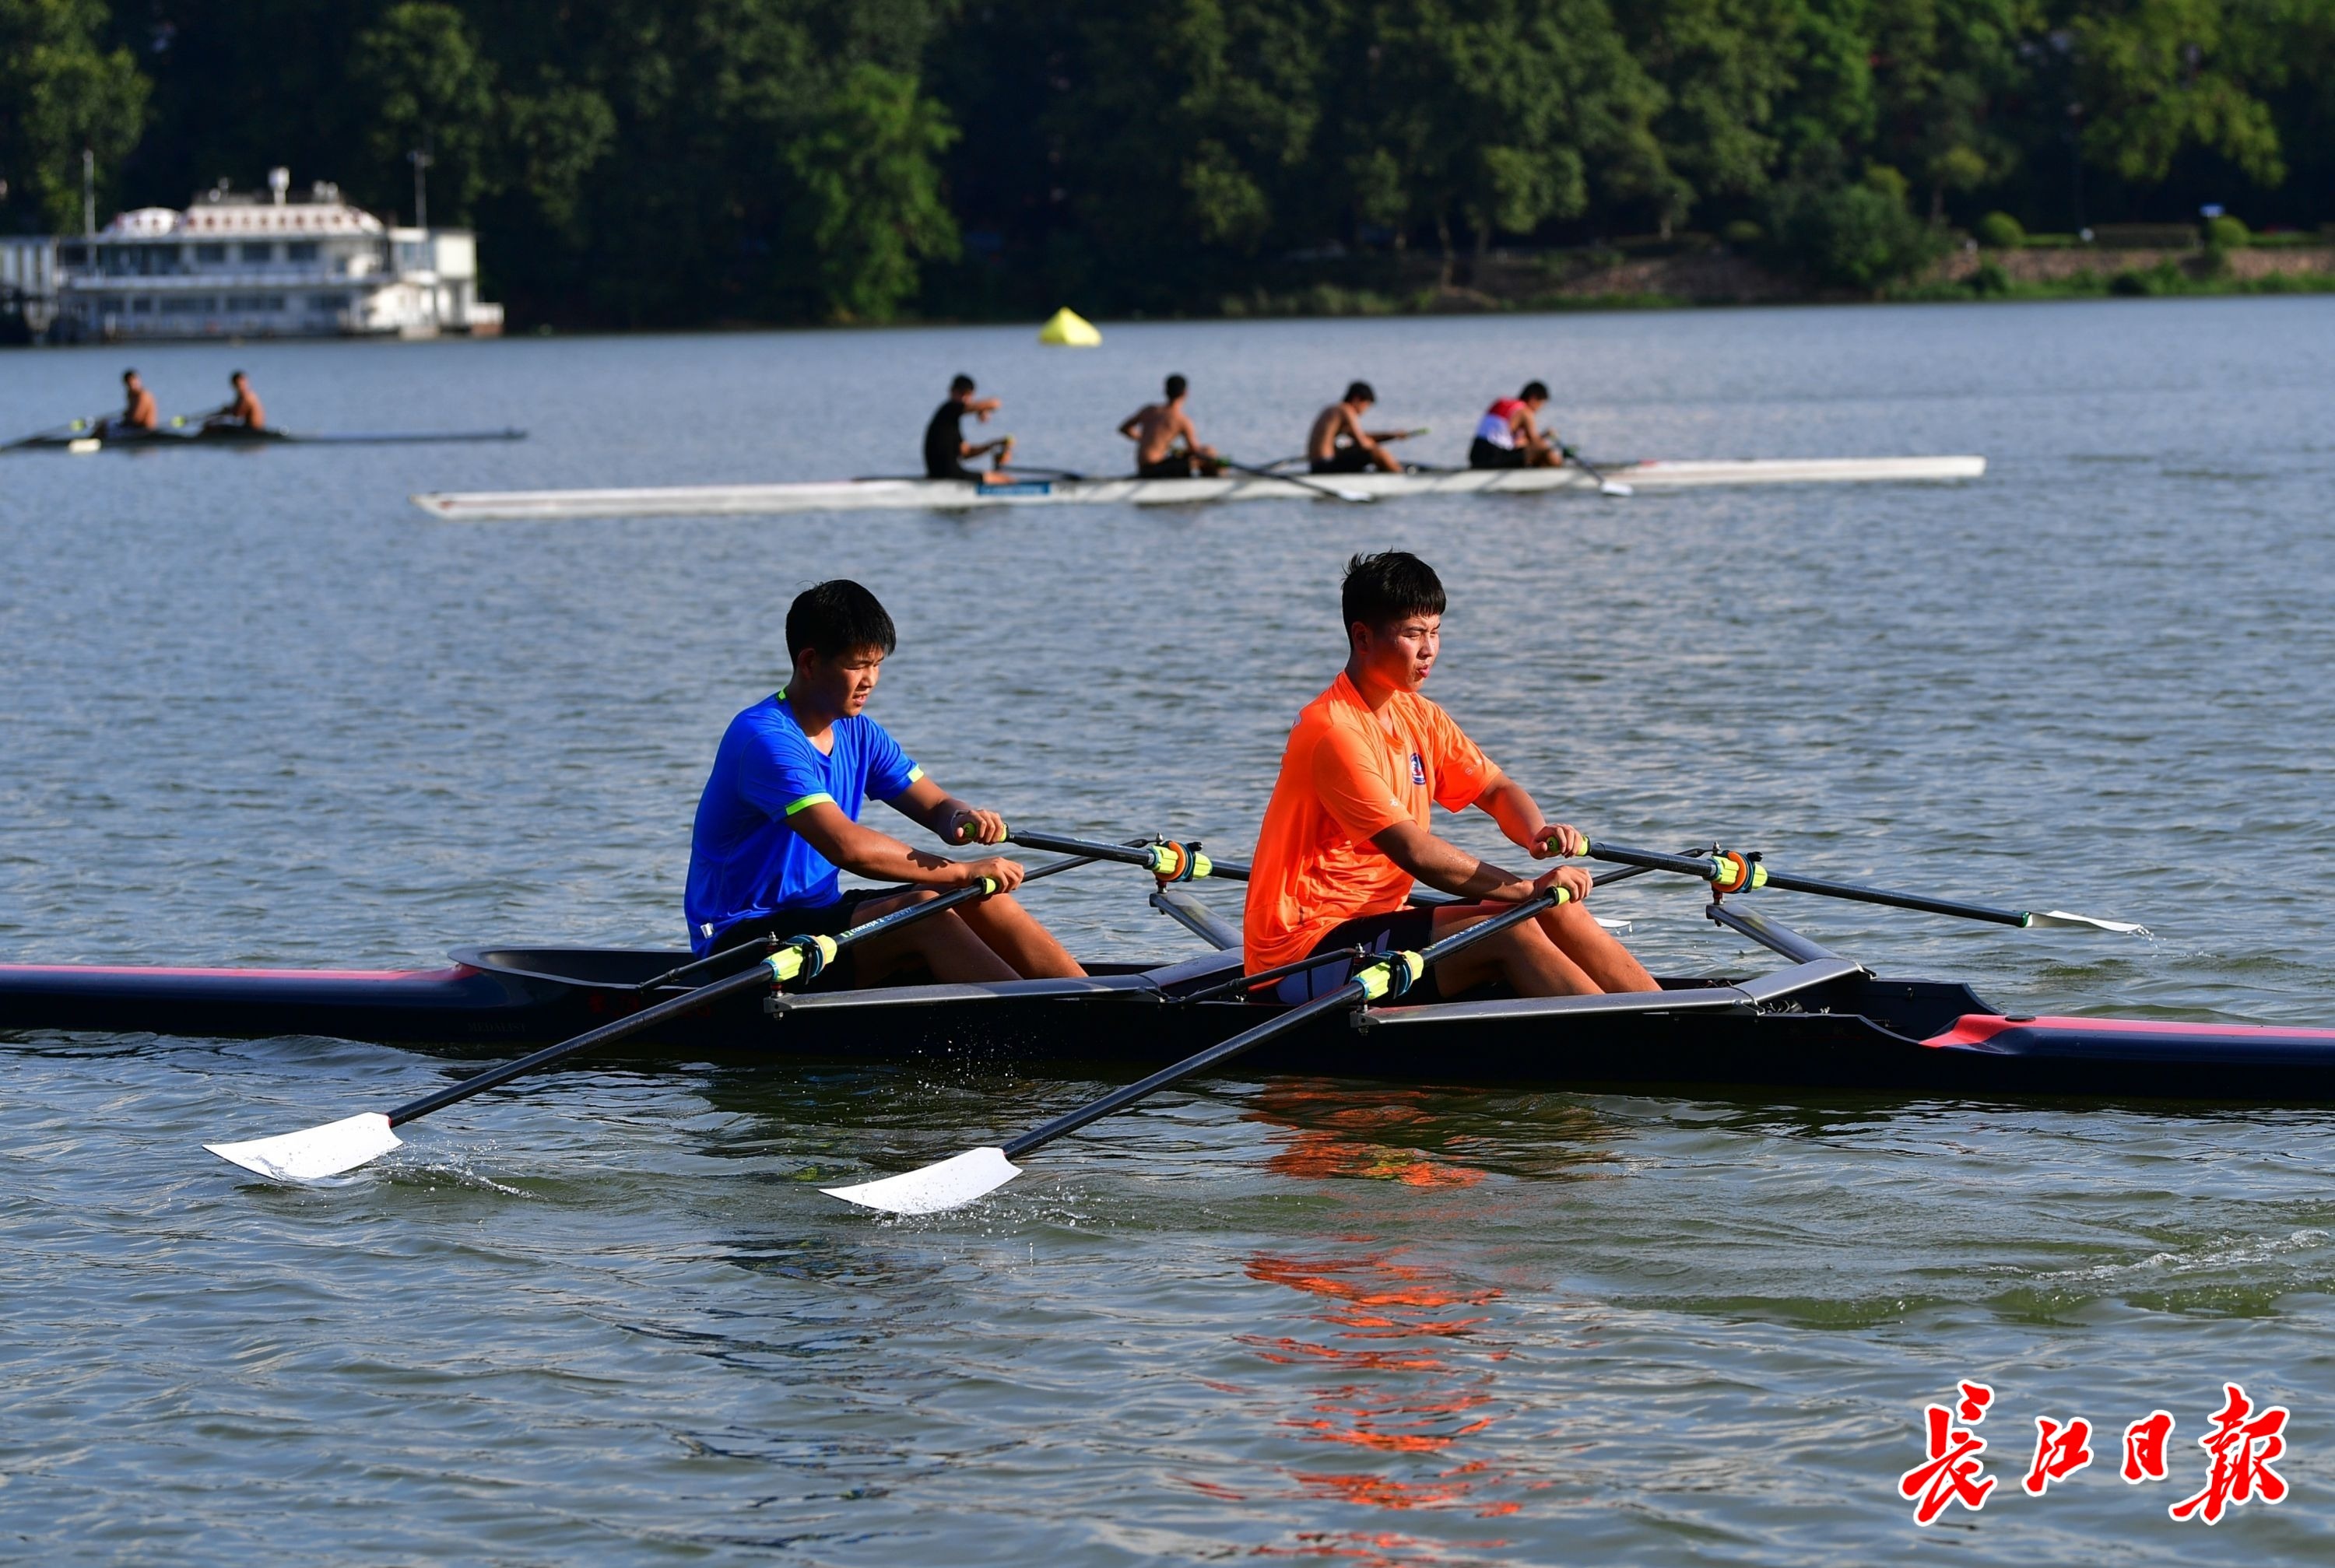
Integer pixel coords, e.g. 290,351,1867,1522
1926,1013,2335,1051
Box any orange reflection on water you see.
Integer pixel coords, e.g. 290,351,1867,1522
1248,1083,1487,1192
1223,1244,1529,1535
1178,1083,1562,1557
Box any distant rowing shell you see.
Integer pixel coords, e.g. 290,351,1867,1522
5,426,527,453
411,454,1987,521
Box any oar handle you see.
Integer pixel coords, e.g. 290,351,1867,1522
999,883,1571,1159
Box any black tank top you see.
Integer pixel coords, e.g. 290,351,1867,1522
922,400,971,479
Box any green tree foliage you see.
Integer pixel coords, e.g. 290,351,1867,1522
0,0,148,232
352,2,500,220
3,0,2324,322
785,62,960,321
1766,160,1945,286
2070,0,2287,184
1336,0,1667,277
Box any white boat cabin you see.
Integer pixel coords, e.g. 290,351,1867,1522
50,168,503,342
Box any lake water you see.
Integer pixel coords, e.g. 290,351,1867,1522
3,297,2333,1563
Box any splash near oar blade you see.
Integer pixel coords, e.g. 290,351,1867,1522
2026,910,2153,935
823,1146,1021,1215
205,1112,402,1184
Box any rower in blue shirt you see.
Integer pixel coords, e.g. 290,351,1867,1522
685,579,1085,987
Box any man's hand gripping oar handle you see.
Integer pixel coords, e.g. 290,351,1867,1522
822,881,1579,1216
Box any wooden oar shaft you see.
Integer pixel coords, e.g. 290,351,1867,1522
999,885,1568,1159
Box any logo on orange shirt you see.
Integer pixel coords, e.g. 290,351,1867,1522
1410,752,1426,786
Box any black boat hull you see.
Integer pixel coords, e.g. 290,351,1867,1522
6,946,2335,1102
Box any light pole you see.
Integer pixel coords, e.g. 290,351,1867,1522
408,148,434,231
82,147,95,237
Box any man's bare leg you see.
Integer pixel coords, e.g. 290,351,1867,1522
1422,904,1601,998
958,893,1086,977
1370,445,1403,472
847,890,1020,984
1536,899,1657,992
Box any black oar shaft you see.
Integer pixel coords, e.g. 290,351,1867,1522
385,956,781,1126
1004,829,1248,882
999,886,1567,1159
1584,840,2031,928
1755,868,2029,927
388,863,1082,1128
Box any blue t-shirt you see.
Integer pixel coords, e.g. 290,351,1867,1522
683,693,922,952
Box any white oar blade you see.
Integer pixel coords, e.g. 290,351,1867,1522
823,1146,1020,1215
2028,910,2153,936
205,1112,402,1183
1599,480,1634,497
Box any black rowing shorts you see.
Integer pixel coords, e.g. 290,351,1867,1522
1468,437,1528,470
1311,446,1376,474
1272,906,1444,1004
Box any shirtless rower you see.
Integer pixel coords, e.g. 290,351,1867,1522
686,579,1084,987
1304,381,1410,474
202,370,266,433
1117,374,1222,478
922,374,1017,483
100,370,158,439
1467,381,1561,468
1244,550,1657,1003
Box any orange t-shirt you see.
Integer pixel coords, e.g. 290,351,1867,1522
1243,672,1498,971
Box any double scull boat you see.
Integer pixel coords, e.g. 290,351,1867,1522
5,423,526,454
411,454,1986,521
8,865,2328,1104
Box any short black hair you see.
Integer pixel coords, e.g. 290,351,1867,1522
122,368,137,381
950,373,975,395
230,369,247,381
1341,551,1445,640
1521,380,1549,401
1164,374,1188,398
1344,381,1375,403
786,580,897,664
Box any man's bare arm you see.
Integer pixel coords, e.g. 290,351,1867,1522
789,799,1022,889
1368,822,1533,901
1474,774,1586,858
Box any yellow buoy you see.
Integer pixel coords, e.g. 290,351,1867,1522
1038,307,1101,347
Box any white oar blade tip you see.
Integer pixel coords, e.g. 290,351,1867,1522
205,1111,402,1183
1601,481,1634,497
2028,910,2154,936
823,1146,1020,1215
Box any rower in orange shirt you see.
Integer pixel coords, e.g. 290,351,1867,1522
1243,550,1656,1002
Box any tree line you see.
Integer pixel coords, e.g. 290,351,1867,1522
2,0,2330,326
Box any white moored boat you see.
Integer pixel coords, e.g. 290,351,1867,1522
413,454,1986,521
